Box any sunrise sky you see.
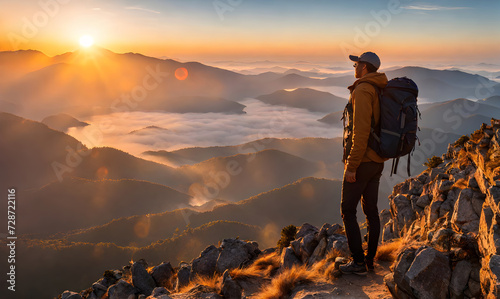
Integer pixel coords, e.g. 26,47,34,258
1,0,499,64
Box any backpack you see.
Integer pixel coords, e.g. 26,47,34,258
343,77,419,176
367,77,420,176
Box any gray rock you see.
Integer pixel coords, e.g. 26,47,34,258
326,234,349,257
107,280,138,299
151,262,174,288
176,263,191,291
471,191,486,216
427,196,444,226
416,194,432,208
468,278,482,298
296,223,319,239
449,260,472,298
487,186,500,214
308,237,327,264
132,261,156,296
468,176,479,189
451,188,480,233
191,245,220,278
216,239,259,273
301,233,319,259
409,178,424,195
91,282,108,299
61,291,82,299
382,220,395,242
417,172,430,185
438,179,454,193
475,167,491,194
281,246,301,269
393,247,416,295
392,194,414,233
221,270,242,299
326,223,342,236
317,223,332,239
404,247,451,299
379,209,392,227
151,287,169,297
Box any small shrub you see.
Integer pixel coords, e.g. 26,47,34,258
277,225,297,250
424,156,443,169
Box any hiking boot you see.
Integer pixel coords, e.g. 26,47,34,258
340,260,368,275
365,258,374,271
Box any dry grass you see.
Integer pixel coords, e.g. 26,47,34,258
256,265,321,299
177,274,222,293
376,239,402,262
230,251,281,280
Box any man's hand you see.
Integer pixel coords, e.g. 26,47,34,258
344,169,356,183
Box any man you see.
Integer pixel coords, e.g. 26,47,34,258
340,51,388,275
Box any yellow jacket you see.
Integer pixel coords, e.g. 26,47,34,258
345,72,389,172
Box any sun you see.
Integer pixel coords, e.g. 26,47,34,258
79,35,94,48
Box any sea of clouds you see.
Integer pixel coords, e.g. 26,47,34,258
68,99,343,158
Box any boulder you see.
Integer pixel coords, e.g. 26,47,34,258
308,237,327,264
281,246,301,269
404,247,451,299
296,223,319,239
416,194,431,209
107,280,138,299
176,263,191,291
392,194,414,233
150,287,169,297
132,261,156,296
409,178,424,195
216,239,259,273
451,188,480,233
326,234,349,257
151,262,174,288
449,260,472,298
191,245,220,278
487,186,500,214
393,247,416,296
221,270,242,299
91,282,108,299
471,191,486,217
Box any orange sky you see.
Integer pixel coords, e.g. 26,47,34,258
1,0,499,64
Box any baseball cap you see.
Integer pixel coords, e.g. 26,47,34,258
349,52,381,70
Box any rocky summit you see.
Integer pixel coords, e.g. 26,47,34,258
59,119,500,299
383,118,500,298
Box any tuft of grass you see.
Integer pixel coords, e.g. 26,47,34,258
256,265,320,299
424,156,443,169
177,274,221,294
376,239,402,262
230,252,281,280
452,178,468,189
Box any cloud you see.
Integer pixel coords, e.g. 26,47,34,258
67,99,342,158
402,5,470,11
125,6,161,14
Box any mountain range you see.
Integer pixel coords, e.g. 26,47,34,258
2,49,500,121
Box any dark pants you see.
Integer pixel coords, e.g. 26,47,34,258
341,161,384,263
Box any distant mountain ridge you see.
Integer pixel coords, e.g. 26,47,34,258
2,49,499,120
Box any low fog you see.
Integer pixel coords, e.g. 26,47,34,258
68,99,342,158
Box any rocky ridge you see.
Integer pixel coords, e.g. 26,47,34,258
382,118,500,298
59,119,500,299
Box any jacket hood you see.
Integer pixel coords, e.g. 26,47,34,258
348,72,388,91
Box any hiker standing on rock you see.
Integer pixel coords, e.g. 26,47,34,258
340,52,388,275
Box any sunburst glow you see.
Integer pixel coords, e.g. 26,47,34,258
79,35,94,48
